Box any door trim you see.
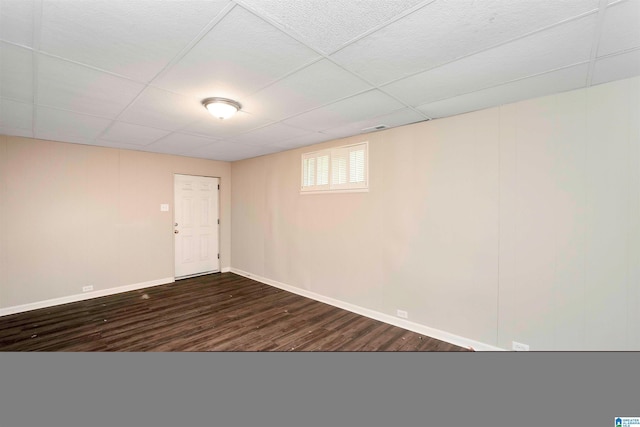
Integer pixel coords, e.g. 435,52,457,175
173,174,220,279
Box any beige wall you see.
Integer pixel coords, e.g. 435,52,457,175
0,135,6,310
230,76,640,351
0,136,230,309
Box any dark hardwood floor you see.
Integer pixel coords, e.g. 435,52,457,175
0,273,468,352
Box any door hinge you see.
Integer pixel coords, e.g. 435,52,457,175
217,184,220,190
217,253,220,259
217,219,220,225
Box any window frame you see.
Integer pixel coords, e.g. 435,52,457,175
300,142,369,194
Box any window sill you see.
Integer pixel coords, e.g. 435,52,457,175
300,188,369,195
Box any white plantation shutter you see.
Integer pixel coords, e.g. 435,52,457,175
302,156,315,187
330,142,367,190
301,151,330,191
301,142,368,192
349,148,365,184
331,149,348,186
317,154,329,185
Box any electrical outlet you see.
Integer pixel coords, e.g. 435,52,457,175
82,285,93,292
512,341,530,351
396,309,408,319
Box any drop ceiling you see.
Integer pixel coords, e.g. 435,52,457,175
1,0,639,162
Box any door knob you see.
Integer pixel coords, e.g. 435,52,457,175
174,222,178,226
174,230,179,234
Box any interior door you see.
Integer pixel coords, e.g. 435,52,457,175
174,174,219,278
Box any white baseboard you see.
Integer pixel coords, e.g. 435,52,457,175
221,267,231,273
0,277,175,317
230,267,505,352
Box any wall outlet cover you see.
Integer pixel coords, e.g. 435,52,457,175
512,341,530,351
396,309,408,319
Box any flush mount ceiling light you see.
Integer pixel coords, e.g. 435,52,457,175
202,97,242,120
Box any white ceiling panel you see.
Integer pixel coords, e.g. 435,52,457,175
183,140,263,161
242,59,372,121
35,106,112,142
89,139,153,151
184,110,273,138
238,0,425,54
0,42,33,102
39,0,230,82
37,55,146,118
271,132,333,150
592,48,640,85
332,0,600,85
145,133,220,155
283,90,405,132
223,144,281,159
598,0,640,57
0,0,34,47
383,15,597,107
244,145,284,157
230,122,310,146
322,108,426,138
118,87,206,132
417,64,589,119
99,121,170,146
152,6,320,100
0,126,33,138
0,98,32,130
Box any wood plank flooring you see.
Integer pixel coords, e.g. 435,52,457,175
0,273,468,352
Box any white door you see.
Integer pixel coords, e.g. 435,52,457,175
174,174,219,278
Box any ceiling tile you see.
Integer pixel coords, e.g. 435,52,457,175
118,86,205,131
383,15,597,107
0,42,33,102
90,139,154,152
184,110,273,138
145,133,219,155
242,59,372,121
0,126,33,138
282,90,405,132
37,55,146,118
35,106,112,142
592,49,640,85
0,98,32,130
230,122,310,146
322,108,426,138
152,6,320,100
271,132,333,150
39,0,229,82
238,0,425,54
598,0,640,57
416,64,589,118
0,0,34,47
99,121,170,146
246,145,284,158
183,140,262,161
332,0,599,85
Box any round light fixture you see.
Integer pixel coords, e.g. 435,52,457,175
202,97,242,120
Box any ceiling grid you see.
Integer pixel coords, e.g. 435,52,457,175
0,0,638,161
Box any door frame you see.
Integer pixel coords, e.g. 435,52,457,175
173,173,221,279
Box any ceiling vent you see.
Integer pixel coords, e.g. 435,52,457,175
361,124,388,133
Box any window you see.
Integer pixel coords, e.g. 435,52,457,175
301,142,368,193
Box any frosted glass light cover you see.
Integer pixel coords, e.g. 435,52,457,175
203,98,241,119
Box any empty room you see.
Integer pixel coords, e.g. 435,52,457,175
0,0,639,353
